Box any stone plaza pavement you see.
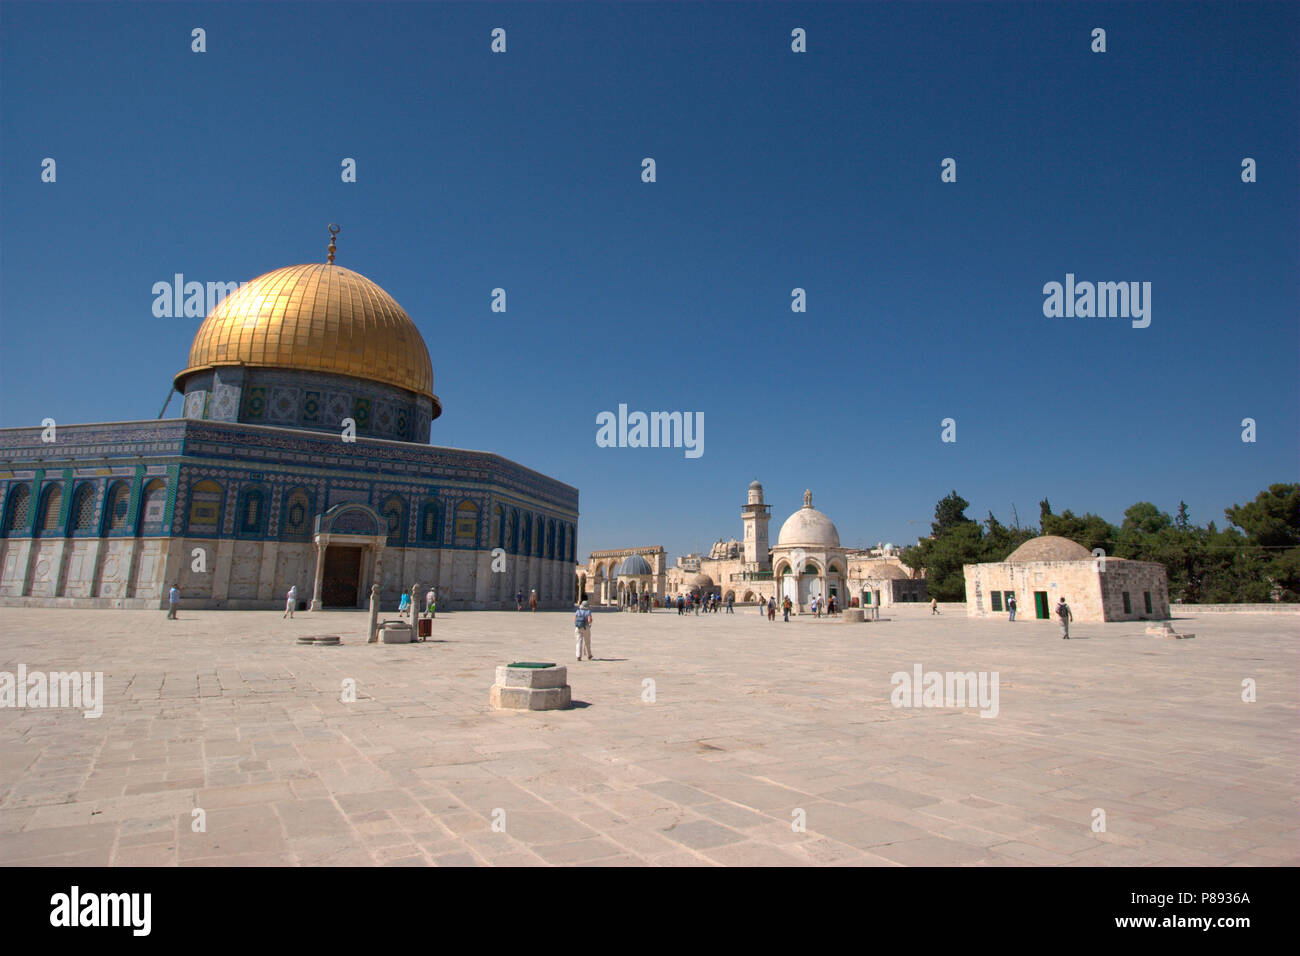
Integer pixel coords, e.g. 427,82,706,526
0,604,1295,866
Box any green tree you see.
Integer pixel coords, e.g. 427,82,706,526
932,491,977,537
1224,484,1300,600
982,511,1033,562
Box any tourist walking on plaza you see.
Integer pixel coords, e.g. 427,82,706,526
767,596,776,621
426,587,436,616
574,600,594,660
1007,593,1016,622
677,594,685,615
398,590,411,614
829,595,837,615
529,589,538,612
782,596,792,622
516,589,523,611
167,584,180,619
726,593,734,613
284,584,298,619
1057,597,1072,638
930,597,940,615
811,595,820,618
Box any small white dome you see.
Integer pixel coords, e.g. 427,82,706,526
776,490,840,549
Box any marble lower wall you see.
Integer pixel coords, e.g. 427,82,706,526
0,535,573,611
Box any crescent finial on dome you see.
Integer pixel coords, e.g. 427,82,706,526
327,223,340,264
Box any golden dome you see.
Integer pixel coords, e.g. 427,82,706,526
174,263,438,412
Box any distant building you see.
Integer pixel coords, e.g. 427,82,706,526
579,480,923,612
964,535,1169,622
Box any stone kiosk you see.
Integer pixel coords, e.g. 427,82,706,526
490,663,571,710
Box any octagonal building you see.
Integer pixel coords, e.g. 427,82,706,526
0,237,578,611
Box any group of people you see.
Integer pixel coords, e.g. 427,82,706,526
808,594,838,617
672,592,732,614
1001,592,1074,638
515,589,539,612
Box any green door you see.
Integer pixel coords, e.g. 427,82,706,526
1034,591,1049,619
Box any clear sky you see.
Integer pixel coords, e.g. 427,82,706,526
2,1,1296,559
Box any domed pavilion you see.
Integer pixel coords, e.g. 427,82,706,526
963,534,1169,623
0,229,578,611
770,489,848,612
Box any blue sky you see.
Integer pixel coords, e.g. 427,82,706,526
2,1,1296,558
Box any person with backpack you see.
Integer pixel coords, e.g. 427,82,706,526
574,600,594,660
1006,593,1016,622
782,596,792,621
1057,597,1072,638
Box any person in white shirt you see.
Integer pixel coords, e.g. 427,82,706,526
284,584,298,618
574,601,594,661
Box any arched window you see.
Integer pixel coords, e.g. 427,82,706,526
3,485,31,536
569,524,576,562
281,487,313,540
508,509,518,553
547,520,556,559
186,480,223,535
238,487,266,536
71,484,96,533
37,484,63,536
138,479,167,535
454,500,479,546
419,499,441,543
558,524,566,564
104,481,131,533
492,505,504,550
382,495,406,545
520,512,531,554
535,517,544,557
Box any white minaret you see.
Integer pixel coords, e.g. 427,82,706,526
742,479,771,569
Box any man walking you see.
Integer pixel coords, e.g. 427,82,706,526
767,596,776,621
284,584,298,619
1007,593,1016,622
574,600,594,661
930,597,940,615
516,589,523,611
1057,597,1072,639
529,589,538,612
726,593,734,613
782,596,792,622
167,584,180,620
